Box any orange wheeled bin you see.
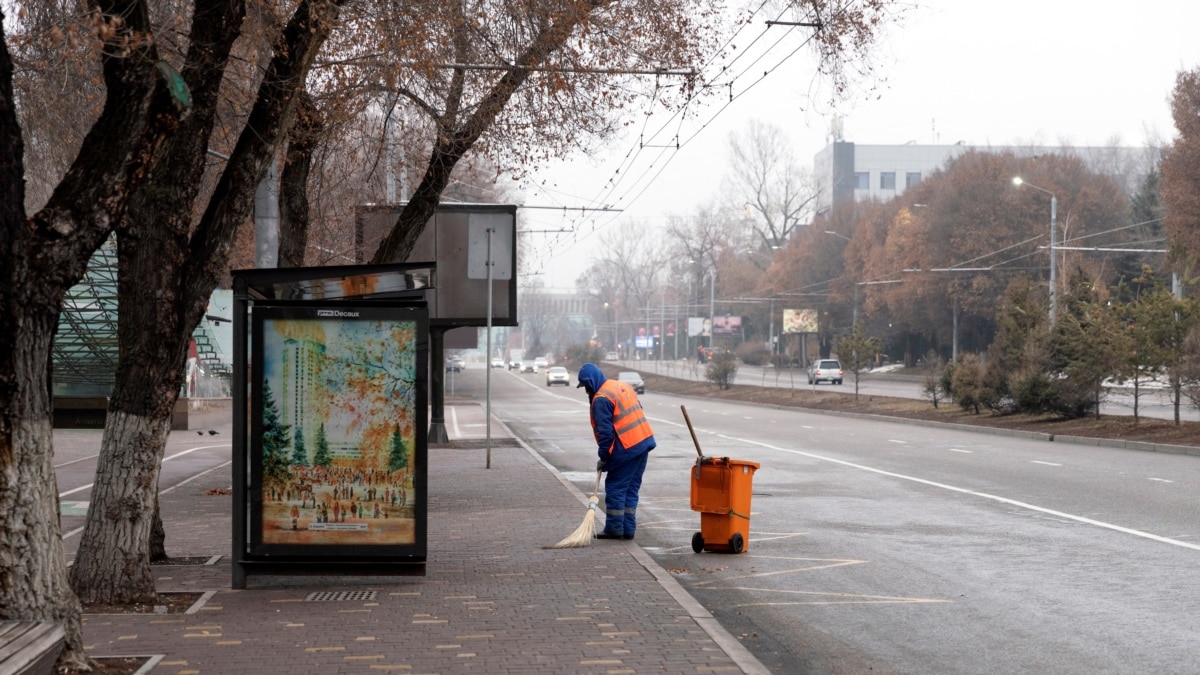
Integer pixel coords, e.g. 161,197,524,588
689,456,759,553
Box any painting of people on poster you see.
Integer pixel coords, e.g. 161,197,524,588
251,305,426,551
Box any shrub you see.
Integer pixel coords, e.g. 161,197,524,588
951,353,986,414
705,351,738,389
921,350,946,408
735,342,772,366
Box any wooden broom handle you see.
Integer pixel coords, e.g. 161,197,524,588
680,405,704,459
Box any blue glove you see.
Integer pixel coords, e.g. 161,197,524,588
596,460,609,472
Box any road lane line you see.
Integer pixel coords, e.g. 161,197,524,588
949,448,972,453
1031,460,1062,467
58,444,230,498
716,433,1200,553
1148,477,1174,483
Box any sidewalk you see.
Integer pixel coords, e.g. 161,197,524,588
79,402,769,674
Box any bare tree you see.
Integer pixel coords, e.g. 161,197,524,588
68,0,349,617
724,119,817,250
2,0,190,666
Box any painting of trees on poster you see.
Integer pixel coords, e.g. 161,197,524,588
258,315,419,546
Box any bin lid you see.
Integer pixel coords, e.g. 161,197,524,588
698,456,759,470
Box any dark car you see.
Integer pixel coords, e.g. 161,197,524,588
617,371,645,394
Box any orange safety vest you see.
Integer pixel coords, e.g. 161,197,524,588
591,380,654,455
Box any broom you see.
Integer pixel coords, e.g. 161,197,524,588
545,469,603,548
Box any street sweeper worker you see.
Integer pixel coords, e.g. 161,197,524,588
576,363,656,540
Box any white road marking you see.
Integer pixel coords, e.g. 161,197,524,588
949,448,972,453
1148,477,1174,483
1031,460,1062,467
58,444,230,498
888,439,906,444
450,406,463,437
714,432,1200,553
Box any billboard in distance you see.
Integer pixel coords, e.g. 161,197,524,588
687,317,710,337
782,308,819,334
712,315,741,335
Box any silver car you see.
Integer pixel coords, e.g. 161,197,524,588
545,366,570,386
808,359,843,385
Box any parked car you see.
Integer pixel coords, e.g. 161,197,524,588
534,356,549,370
616,371,645,394
604,351,619,361
447,356,465,372
808,359,843,385
520,360,538,374
490,357,505,368
545,366,570,386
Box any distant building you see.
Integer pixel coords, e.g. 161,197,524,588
813,130,1156,216
519,282,596,355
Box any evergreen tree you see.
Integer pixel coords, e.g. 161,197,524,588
313,423,333,469
835,319,882,401
261,381,292,487
984,276,1050,414
291,425,307,467
1048,268,1128,418
388,425,409,475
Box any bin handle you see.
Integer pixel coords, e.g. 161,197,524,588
680,405,704,460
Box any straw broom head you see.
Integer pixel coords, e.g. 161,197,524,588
545,468,603,549
544,496,598,549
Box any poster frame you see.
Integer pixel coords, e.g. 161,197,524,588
246,301,428,561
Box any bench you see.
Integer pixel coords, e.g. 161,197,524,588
0,621,66,675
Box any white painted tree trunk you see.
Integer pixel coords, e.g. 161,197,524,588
69,410,171,605
0,324,86,670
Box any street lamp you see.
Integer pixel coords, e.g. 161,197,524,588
823,231,858,323
1012,176,1058,324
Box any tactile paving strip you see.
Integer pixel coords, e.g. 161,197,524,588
304,591,378,602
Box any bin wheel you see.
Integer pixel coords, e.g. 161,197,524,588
729,532,744,554
691,532,704,553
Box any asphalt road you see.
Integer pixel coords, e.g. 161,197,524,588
484,366,1200,674
627,358,1200,423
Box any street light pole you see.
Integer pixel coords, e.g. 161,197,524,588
1012,177,1058,324
708,272,715,349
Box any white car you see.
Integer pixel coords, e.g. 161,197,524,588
808,359,843,385
490,357,504,368
545,366,570,386
534,356,549,369
520,360,538,374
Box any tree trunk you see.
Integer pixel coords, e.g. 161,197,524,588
1,0,183,667
0,311,86,669
278,92,321,268
71,411,173,604
72,0,345,605
71,0,248,605
149,500,168,562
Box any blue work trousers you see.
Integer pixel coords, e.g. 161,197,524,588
602,452,649,537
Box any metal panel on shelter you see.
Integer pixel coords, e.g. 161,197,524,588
355,203,517,327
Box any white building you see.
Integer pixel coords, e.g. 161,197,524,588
813,132,1156,216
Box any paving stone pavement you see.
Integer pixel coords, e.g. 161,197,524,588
78,404,770,674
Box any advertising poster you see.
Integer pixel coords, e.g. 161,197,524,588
712,315,742,335
687,317,710,337
250,305,426,555
782,308,819,334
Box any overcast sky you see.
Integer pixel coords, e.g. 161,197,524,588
517,0,1199,289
